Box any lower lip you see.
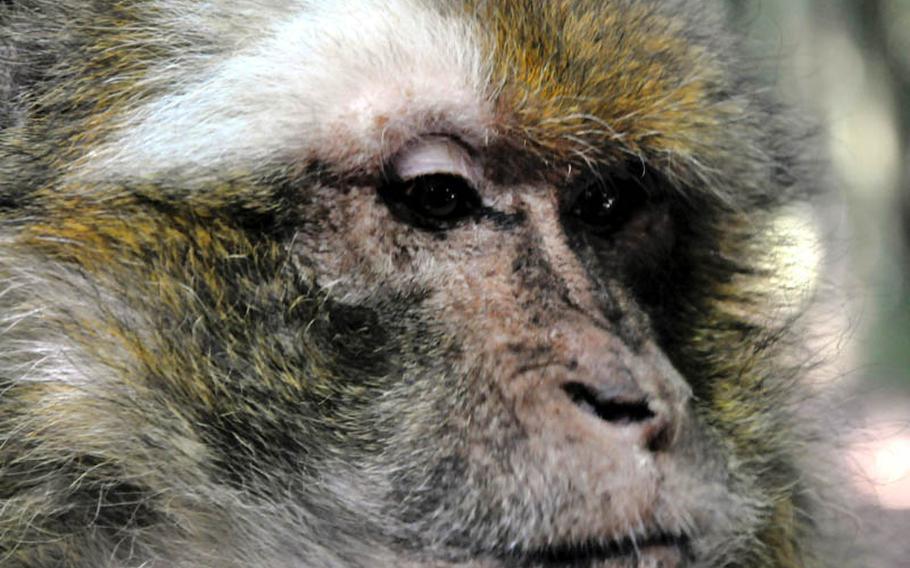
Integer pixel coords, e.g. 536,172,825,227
585,544,687,568
636,544,686,566
511,542,688,568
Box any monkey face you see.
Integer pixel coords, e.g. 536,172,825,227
0,1,824,567
290,136,706,567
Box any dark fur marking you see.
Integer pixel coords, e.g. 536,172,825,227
477,206,526,230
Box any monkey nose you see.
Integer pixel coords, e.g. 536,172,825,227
546,322,683,453
560,380,673,452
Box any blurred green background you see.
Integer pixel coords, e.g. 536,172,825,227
727,0,910,391
725,3,910,558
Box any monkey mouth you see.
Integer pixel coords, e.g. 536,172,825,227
507,532,692,567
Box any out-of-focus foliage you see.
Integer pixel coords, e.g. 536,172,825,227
727,6,910,557
729,0,910,390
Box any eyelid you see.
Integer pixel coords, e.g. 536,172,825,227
391,137,480,184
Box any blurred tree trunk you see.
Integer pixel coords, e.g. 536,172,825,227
852,0,910,283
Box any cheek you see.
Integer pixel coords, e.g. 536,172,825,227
295,186,565,388
295,185,416,289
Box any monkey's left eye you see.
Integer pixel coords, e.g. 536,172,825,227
564,174,648,236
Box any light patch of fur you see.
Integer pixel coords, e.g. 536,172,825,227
75,0,491,184
0,252,118,388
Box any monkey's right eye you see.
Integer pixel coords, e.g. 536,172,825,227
379,137,483,231
379,173,481,230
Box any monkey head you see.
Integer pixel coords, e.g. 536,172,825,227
0,1,830,567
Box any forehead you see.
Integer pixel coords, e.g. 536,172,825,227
82,0,731,184
471,1,727,167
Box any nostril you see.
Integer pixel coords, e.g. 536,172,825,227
562,381,655,424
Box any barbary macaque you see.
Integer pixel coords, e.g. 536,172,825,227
0,1,845,566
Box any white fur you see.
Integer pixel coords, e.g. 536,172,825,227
76,0,492,183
